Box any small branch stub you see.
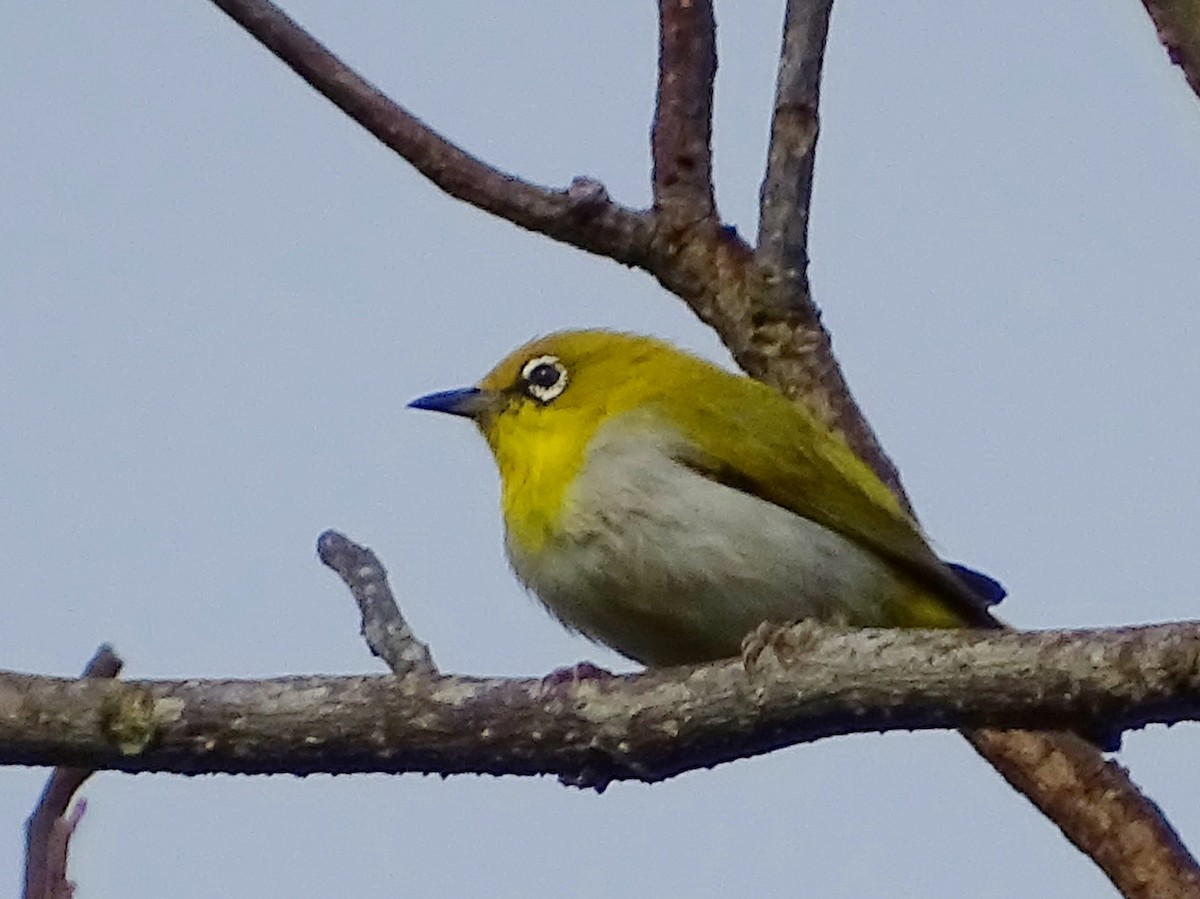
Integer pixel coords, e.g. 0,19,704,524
24,644,124,899
318,530,437,677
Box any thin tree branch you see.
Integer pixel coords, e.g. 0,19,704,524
2,623,1200,783
23,645,123,899
317,530,436,677
207,0,655,266
757,0,829,281
750,0,909,501
652,0,717,225
1139,0,1200,103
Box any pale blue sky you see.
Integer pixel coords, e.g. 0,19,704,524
2,2,1198,897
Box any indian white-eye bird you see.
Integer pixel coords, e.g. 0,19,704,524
409,330,1004,667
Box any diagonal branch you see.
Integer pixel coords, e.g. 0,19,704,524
652,0,717,224
752,8,1200,897
965,727,1200,899
201,0,889,497
1138,0,1200,103
208,0,654,266
317,530,437,677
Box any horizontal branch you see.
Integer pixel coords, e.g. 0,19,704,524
2,622,1198,788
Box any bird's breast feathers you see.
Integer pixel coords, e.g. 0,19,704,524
503,417,916,665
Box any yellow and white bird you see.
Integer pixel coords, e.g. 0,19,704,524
409,330,1003,667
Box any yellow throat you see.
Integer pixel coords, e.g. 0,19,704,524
476,333,669,553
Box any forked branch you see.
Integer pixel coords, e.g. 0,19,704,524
208,0,654,265
193,3,1200,897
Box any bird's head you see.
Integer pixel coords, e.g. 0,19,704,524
409,329,690,461
409,330,706,550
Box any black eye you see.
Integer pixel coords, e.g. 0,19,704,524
527,363,560,388
519,354,569,402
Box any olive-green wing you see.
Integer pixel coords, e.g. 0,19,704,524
666,381,998,626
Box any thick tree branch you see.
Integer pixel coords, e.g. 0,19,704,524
2,623,1200,783
652,0,717,224
1139,0,1200,102
23,645,123,899
965,728,1200,899
207,0,655,266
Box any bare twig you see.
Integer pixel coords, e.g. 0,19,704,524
756,0,830,280
1138,0,1200,103
3,622,1200,782
317,530,437,676
750,0,908,501
652,0,717,224
207,0,654,266
23,645,123,899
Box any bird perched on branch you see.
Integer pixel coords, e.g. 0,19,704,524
409,330,1003,667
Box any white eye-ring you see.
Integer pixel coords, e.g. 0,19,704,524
520,355,569,403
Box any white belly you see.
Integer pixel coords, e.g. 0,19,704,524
505,425,901,665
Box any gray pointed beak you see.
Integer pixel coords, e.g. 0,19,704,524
407,387,497,419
